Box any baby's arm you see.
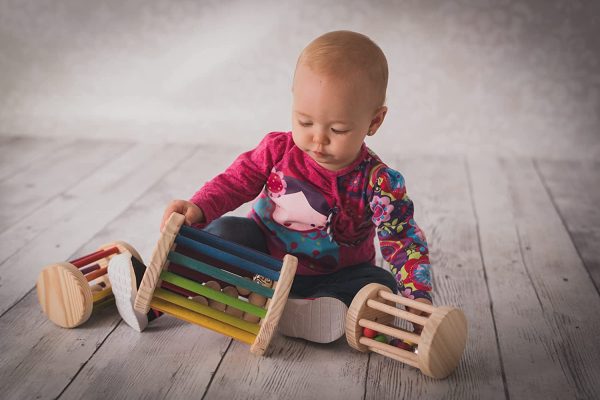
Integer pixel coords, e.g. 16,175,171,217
368,165,432,331
161,132,288,230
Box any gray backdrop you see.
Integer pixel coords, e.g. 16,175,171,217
1,0,599,159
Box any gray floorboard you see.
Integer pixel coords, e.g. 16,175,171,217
1,138,599,399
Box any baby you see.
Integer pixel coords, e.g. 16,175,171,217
111,30,432,343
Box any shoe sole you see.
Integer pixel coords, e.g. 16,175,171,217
278,297,348,343
108,252,148,332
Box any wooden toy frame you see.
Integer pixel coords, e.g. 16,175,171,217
134,212,297,355
36,241,142,328
346,283,467,379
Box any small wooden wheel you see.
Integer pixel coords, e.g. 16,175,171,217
36,262,93,328
419,306,467,378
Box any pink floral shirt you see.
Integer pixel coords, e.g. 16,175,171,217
191,131,432,301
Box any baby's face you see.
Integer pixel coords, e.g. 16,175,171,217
291,64,383,171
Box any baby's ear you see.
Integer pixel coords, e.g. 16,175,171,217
368,106,388,136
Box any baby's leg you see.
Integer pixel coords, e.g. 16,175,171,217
294,263,398,307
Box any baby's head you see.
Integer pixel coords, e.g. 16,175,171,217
292,31,388,171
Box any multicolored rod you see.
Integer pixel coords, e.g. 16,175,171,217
173,235,280,281
179,225,281,271
166,251,275,298
70,247,119,268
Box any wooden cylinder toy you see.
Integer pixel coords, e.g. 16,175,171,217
36,241,143,328
134,212,298,356
346,283,467,379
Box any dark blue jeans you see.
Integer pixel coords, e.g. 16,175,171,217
204,216,398,306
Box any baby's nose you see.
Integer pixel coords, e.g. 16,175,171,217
313,129,330,144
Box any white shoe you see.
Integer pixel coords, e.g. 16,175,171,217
108,252,148,332
278,297,348,343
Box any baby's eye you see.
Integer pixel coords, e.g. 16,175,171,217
299,121,313,127
331,128,350,134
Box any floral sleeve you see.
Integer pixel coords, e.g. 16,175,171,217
368,164,432,302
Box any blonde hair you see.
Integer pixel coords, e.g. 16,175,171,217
296,30,388,108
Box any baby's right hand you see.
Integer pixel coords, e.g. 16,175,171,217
161,200,205,232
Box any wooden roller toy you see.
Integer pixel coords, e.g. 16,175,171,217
134,212,298,355
346,283,467,379
36,241,143,328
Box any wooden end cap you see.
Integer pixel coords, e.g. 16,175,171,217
36,262,93,328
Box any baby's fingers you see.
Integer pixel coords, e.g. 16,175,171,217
182,204,202,226
160,200,185,231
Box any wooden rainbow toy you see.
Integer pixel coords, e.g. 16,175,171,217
346,283,467,379
134,212,298,356
36,241,142,328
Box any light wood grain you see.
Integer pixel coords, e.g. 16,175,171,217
250,253,297,355
0,143,193,316
0,139,122,232
0,290,121,400
3,137,600,399
378,289,437,314
418,307,468,379
360,336,420,369
55,145,249,399
204,336,369,400
0,141,224,399
366,298,429,327
471,156,600,399
36,262,93,328
0,136,74,181
363,155,505,399
134,212,185,314
60,313,231,400
535,159,600,292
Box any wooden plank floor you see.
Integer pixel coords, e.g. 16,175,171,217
0,137,599,400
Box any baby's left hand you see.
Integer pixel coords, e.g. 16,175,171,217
406,298,432,335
